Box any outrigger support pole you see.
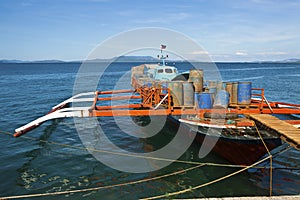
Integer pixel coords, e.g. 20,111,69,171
14,88,300,137
14,92,95,137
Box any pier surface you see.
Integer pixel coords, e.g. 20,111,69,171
248,114,300,150
188,195,300,200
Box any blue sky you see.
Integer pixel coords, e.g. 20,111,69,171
0,0,299,62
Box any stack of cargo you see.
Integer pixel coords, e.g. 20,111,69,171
225,82,252,106
131,65,145,79
194,79,252,109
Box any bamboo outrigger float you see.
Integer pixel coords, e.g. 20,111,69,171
14,46,300,165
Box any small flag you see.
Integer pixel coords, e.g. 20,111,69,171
161,44,166,49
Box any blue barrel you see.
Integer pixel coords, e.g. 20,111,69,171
209,87,217,94
216,82,226,93
209,87,217,100
207,80,217,88
213,90,230,108
143,81,152,87
238,82,252,105
161,82,168,95
196,92,213,109
182,82,194,106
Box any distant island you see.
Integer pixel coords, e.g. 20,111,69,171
0,59,66,64
276,58,300,63
0,56,159,64
1,56,300,64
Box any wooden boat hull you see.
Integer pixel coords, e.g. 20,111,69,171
167,116,282,165
193,130,282,165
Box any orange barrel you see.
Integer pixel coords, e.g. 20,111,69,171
193,82,203,93
216,81,226,92
238,82,252,105
188,69,204,93
182,82,195,106
225,82,233,104
168,81,183,106
232,82,238,104
189,69,204,78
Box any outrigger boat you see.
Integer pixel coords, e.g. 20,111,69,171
14,45,300,165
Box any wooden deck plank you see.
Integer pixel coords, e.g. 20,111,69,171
248,114,300,150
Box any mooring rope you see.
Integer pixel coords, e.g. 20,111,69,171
141,155,272,200
0,130,258,169
0,128,297,199
0,162,204,199
0,130,297,170
254,123,273,196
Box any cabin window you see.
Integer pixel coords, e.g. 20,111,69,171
157,69,163,73
165,68,173,73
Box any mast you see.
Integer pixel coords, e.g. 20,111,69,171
159,44,167,66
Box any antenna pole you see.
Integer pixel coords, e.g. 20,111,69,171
160,44,166,66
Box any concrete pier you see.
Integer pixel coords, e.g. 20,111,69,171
181,195,300,200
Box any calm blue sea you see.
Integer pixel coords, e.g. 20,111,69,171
0,62,299,199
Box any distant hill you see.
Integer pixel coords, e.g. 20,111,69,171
257,58,300,63
0,59,25,63
279,58,300,63
115,56,159,62
86,56,159,63
0,59,66,63
1,57,299,64
31,60,66,63
0,56,159,63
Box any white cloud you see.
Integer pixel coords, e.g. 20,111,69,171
235,51,248,56
191,50,208,55
256,51,287,55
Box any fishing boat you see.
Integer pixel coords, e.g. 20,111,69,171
130,45,300,165
14,45,300,166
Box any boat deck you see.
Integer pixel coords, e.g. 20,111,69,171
248,114,300,150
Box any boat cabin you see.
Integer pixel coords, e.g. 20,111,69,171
148,65,178,81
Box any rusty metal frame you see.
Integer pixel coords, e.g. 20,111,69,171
14,85,300,137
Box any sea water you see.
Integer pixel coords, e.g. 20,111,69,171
0,62,299,199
